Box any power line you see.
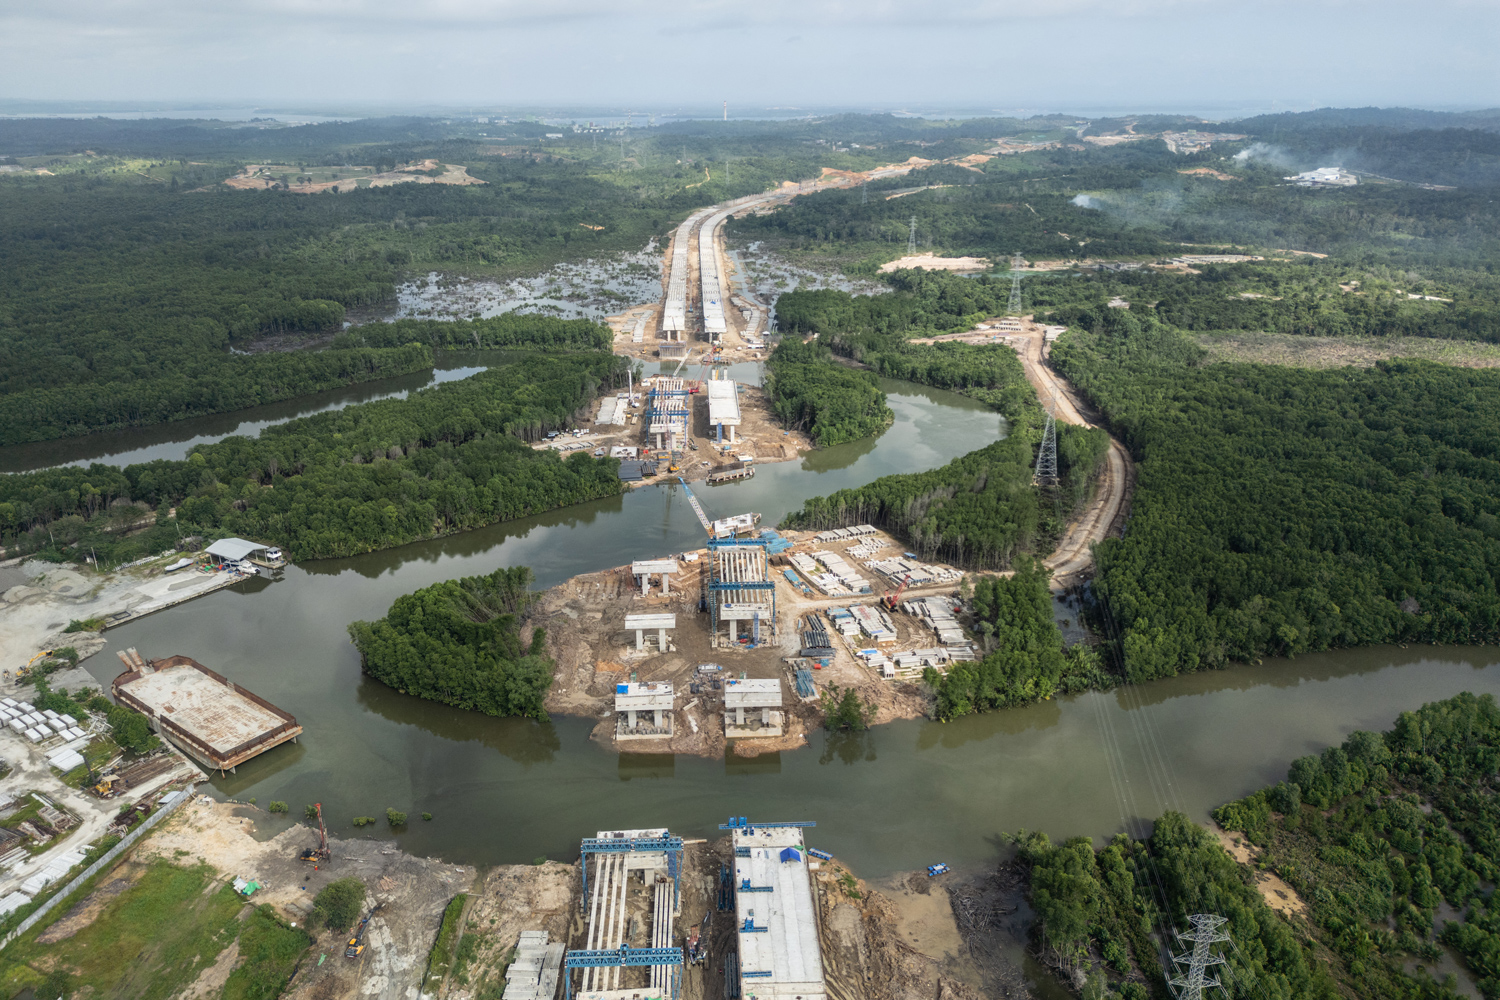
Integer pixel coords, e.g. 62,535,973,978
1034,391,1058,485
1008,251,1025,313
1169,914,1230,1000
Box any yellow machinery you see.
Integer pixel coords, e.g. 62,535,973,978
16,650,52,681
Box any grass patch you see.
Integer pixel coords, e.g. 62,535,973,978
222,904,312,1000
453,931,481,985
424,894,468,988
0,858,245,1000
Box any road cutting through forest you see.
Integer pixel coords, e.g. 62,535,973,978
1020,326,1134,587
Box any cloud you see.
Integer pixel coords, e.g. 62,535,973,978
1072,194,1100,208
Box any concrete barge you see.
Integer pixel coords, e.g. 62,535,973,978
110,649,302,773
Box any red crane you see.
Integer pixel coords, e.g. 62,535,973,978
299,803,331,862
883,573,913,611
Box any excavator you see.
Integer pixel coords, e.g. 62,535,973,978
14,650,53,682
345,904,384,958
299,803,331,863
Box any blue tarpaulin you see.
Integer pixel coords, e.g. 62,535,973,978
779,847,801,863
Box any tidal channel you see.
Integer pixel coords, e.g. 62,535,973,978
44,374,1497,890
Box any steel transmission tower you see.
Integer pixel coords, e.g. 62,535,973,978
1034,392,1058,486
1168,914,1230,1000
1007,251,1025,313
861,180,868,205
908,217,918,254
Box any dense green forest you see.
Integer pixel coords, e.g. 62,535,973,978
0,118,860,443
764,337,893,446
1049,309,1500,680
1014,813,1344,1000
349,566,553,720
1210,692,1500,999
729,124,1500,273
923,560,1108,719
1014,693,1500,999
0,351,627,562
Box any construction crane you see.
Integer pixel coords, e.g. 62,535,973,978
677,477,714,536
299,803,331,862
882,573,913,612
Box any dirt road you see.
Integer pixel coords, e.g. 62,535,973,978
1011,328,1133,588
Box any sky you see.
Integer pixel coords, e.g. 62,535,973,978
2,0,1498,115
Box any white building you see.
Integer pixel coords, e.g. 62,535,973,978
1285,167,1357,187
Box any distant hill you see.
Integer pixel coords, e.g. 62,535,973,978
1236,106,1500,134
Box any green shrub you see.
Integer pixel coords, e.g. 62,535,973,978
352,816,376,827
268,801,289,814
422,812,433,821
386,808,407,827
311,877,365,932
305,804,320,820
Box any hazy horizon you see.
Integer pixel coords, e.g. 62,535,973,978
4,0,1497,112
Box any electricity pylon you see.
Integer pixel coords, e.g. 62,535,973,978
1033,391,1058,486
1168,914,1230,1000
861,180,868,205
907,217,918,254
1007,251,1025,313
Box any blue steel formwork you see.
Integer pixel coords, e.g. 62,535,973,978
563,946,683,1000
719,817,817,832
579,834,685,911
707,538,776,639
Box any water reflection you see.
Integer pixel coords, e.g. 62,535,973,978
355,676,562,766
725,752,782,776
820,731,877,766
619,753,677,781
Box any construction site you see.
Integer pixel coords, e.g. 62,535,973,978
538,500,977,758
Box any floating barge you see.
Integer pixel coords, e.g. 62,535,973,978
707,464,754,485
110,649,302,774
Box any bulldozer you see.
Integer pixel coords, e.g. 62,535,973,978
299,803,331,863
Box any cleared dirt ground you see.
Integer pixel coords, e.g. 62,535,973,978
539,527,968,759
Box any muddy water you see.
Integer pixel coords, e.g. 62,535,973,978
0,353,511,474
59,375,1500,924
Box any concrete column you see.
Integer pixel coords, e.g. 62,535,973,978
654,708,664,727
658,628,668,650
628,709,638,729
662,573,670,595
761,707,770,725
736,706,745,725
728,620,737,642
639,575,649,597
728,425,736,444
636,629,645,651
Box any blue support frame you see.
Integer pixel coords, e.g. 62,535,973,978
720,817,817,831
579,834,685,910
563,946,684,1000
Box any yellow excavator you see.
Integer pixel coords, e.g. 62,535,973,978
15,650,52,682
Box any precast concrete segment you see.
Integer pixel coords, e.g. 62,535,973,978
732,826,827,1000
706,378,742,438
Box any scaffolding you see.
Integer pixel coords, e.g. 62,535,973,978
646,378,690,452
708,538,775,643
